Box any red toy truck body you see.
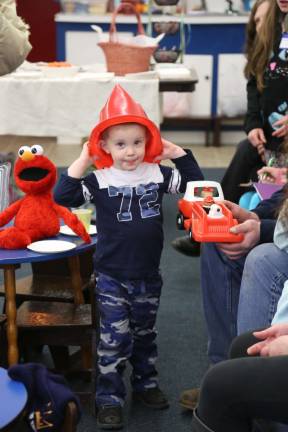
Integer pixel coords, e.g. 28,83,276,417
177,181,243,243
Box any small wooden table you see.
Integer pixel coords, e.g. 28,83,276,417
0,233,97,366
0,366,27,430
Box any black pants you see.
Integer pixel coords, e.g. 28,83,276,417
196,332,288,432
221,139,264,203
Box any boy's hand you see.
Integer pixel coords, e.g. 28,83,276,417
68,141,98,178
154,138,186,162
80,141,96,165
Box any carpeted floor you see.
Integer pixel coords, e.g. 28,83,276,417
0,168,224,432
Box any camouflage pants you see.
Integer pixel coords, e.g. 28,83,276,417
95,272,162,406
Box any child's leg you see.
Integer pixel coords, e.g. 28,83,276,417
129,275,162,392
96,273,132,407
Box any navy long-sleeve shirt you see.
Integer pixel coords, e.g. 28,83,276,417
54,150,203,279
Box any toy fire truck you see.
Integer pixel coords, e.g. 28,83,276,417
177,181,243,243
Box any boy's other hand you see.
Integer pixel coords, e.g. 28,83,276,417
154,138,186,162
81,141,98,165
68,141,98,178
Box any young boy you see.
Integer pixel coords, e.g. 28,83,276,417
54,85,203,430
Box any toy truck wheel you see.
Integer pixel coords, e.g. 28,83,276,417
176,213,185,230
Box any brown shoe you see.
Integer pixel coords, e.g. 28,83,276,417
179,388,200,411
97,405,124,430
171,237,201,257
133,387,169,410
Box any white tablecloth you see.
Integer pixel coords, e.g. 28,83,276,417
0,74,160,143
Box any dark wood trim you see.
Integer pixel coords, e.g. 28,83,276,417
159,80,197,92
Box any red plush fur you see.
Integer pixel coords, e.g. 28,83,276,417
0,151,91,249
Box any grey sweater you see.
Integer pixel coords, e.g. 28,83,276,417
0,0,32,76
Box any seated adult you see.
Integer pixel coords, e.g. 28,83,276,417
222,0,288,204
192,324,288,432
180,186,288,410
203,188,287,360
172,0,271,257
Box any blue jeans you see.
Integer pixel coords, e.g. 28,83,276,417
201,242,288,364
238,243,288,333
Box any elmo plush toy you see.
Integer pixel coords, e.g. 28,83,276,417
0,145,91,249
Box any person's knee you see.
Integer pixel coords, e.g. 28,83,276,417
244,243,288,279
229,332,262,359
199,362,230,406
237,139,251,152
237,139,257,156
244,243,273,272
240,244,277,309
200,359,250,407
198,362,240,420
235,138,260,164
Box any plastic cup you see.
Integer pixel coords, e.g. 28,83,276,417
72,208,93,232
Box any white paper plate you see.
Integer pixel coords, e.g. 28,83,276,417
40,65,80,78
60,225,97,236
27,240,76,254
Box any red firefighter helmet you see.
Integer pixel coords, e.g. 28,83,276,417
88,84,163,168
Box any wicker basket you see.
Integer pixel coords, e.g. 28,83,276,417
98,3,156,76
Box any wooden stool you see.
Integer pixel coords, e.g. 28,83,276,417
16,279,98,408
0,249,95,308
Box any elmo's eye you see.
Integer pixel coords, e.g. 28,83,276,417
31,145,44,155
18,146,30,157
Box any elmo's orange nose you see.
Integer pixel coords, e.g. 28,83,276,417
20,150,35,162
